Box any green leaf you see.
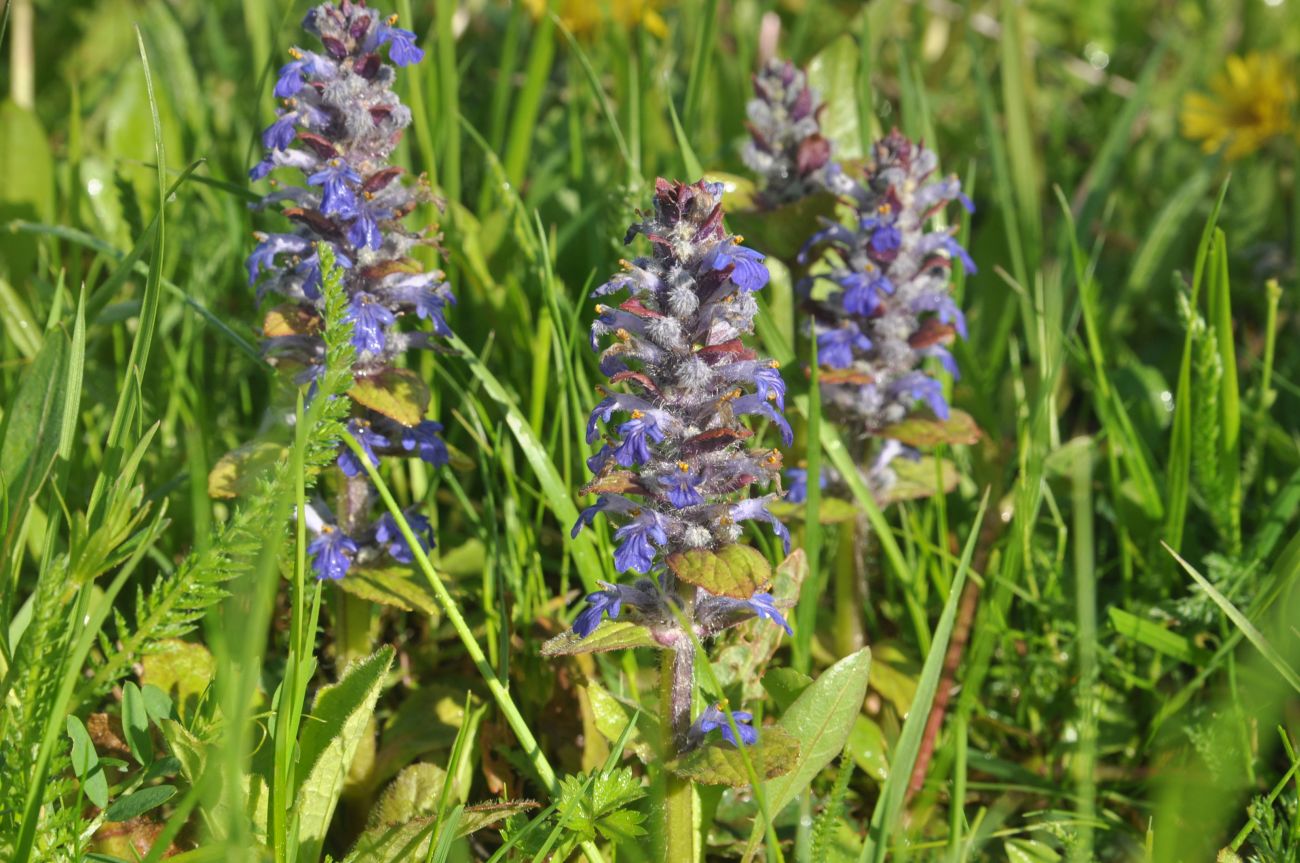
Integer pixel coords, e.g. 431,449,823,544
883,457,960,505
587,683,659,762
541,620,658,657
0,326,72,564
879,409,981,448
104,784,176,822
769,497,859,525
335,565,442,618
121,682,153,766
66,716,109,809
806,35,864,161
846,716,890,783
758,648,872,827
761,668,813,712
1004,838,1062,863
140,684,173,724
140,639,216,721
350,367,432,426
350,801,541,861
1165,544,1300,695
369,763,449,828
0,100,54,280
669,726,800,787
666,544,771,599
1108,607,1211,666
207,440,288,499
293,645,395,863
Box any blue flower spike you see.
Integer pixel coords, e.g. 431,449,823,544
248,1,456,580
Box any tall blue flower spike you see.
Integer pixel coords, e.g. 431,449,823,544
248,1,453,579
742,60,834,208
795,130,974,490
570,178,795,750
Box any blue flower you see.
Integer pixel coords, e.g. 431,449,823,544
840,270,892,316
374,510,432,563
378,25,424,66
752,364,786,411
296,244,353,300
308,161,362,218
346,294,396,355
397,420,449,466
612,412,664,467
817,325,872,370
262,112,299,151
663,464,704,508
573,583,624,637
731,394,794,446
308,527,358,580
744,592,792,634
784,467,826,504
713,244,770,292
347,198,390,250
339,419,388,477
891,372,949,419
274,50,335,98
730,498,791,555
613,512,668,574
247,233,311,285
690,704,758,747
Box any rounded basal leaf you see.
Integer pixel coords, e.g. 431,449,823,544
208,440,287,499
879,409,981,448
540,621,658,656
349,368,432,426
769,497,858,524
263,304,321,337
104,784,176,822
883,457,959,504
335,565,442,619
666,544,772,599
668,726,799,787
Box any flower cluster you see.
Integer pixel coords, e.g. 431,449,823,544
798,130,974,449
742,59,834,208
246,0,452,580
569,179,795,745
1180,53,1296,161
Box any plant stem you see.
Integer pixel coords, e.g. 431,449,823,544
661,611,697,863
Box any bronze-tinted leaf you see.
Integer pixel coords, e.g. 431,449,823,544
208,440,287,499
263,304,320,338
679,427,753,456
580,471,645,497
666,545,771,599
667,725,799,786
879,409,981,447
350,368,431,426
541,621,659,657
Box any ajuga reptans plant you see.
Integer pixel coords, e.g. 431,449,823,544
742,59,835,209
791,130,976,497
565,178,793,759
247,0,452,577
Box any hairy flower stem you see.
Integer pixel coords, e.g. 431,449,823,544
661,584,697,863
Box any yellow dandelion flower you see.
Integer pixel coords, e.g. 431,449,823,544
1180,52,1296,160
522,0,668,38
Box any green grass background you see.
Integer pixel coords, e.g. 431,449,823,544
2,0,1300,860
